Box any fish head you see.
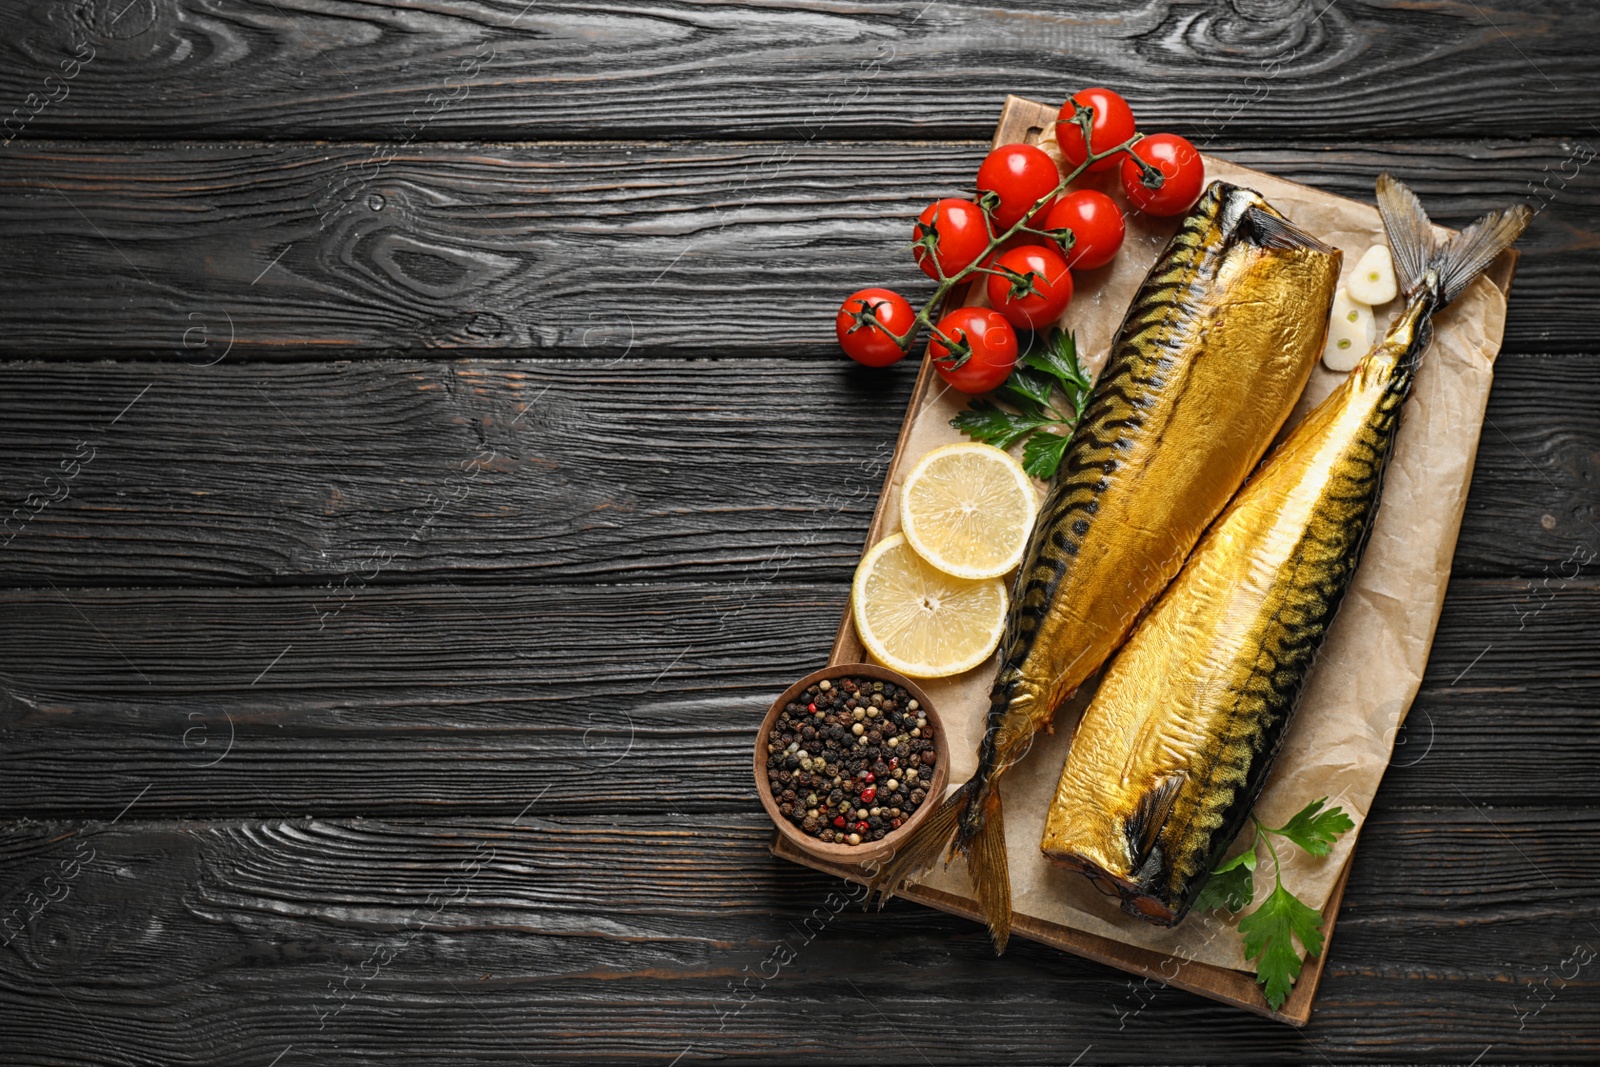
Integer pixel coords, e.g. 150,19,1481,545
1195,183,1344,388
1212,181,1267,233
1207,181,1334,255
1041,786,1143,888
1043,763,1187,914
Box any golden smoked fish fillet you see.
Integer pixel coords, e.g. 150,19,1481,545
1041,176,1529,926
871,182,1341,952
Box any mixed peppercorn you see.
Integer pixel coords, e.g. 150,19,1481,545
764,675,938,846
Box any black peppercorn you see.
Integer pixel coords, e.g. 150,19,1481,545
766,673,935,848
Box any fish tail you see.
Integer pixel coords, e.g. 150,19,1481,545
867,778,973,909
960,785,1012,955
871,679,1026,950
867,771,1016,954
1376,173,1530,308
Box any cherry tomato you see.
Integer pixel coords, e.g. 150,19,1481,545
1043,189,1125,270
1057,87,1137,174
912,198,991,281
836,288,915,367
975,143,1060,231
1121,133,1205,217
986,244,1073,330
930,307,1019,394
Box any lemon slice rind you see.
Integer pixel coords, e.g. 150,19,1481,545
899,442,1037,580
852,532,1008,679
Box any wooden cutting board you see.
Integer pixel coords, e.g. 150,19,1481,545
772,94,1518,1026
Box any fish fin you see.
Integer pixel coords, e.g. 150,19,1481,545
867,779,970,910
1240,202,1335,254
1377,172,1530,306
964,787,1012,955
1123,771,1185,871
871,778,1015,954
1431,201,1531,305
1374,174,1434,300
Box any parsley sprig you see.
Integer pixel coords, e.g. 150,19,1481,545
949,328,1093,479
1193,797,1356,1010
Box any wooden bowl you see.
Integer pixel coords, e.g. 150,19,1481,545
754,662,951,869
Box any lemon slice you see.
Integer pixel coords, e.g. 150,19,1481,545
852,532,1008,678
900,442,1037,579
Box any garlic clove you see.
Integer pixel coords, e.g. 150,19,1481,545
1323,288,1376,372
1347,244,1398,305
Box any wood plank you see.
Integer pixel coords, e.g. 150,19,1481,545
0,811,1596,1061
0,139,1594,355
772,831,1350,1026
0,580,1592,817
0,359,911,586
0,355,1589,586
1461,352,1600,577
1,0,1596,140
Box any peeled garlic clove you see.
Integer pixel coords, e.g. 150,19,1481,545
1347,244,1398,305
1323,288,1376,372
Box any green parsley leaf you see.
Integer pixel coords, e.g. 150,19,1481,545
1193,847,1256,914
1269,798,1355,858
1217,847,1259,874
1236,882,1326,1010
950,402,1052,451
1021,430,1072,480
994,368,1055,417
1022,329,1092,398
949,328,1092,479
1209,798,1354,1010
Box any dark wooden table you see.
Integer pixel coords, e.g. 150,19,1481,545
1,2,1596,1062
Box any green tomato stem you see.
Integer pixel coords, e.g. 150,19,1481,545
902,130,1145,356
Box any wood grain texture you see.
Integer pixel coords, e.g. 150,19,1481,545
0,4,1596,1053
0,138,1595,355
0,579,1592,817
0,359,906,586
0,355,1591,587
0,812,1595,1063
1,0,1596,140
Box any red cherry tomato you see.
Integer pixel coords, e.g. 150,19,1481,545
1121,133,1205,217
912,198,991,281
836,288,915,367
1057,87,1137,174
986,244,1073,331
975,143,1060,231
1043,189,1126,270
930,307,1018,394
